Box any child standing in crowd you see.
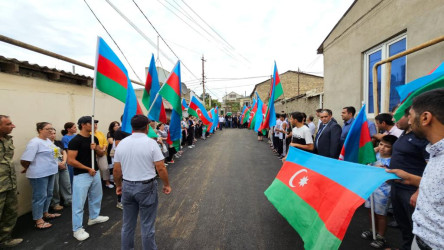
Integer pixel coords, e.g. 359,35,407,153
361,135,398,249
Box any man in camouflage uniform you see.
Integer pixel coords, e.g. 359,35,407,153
0,115,22,247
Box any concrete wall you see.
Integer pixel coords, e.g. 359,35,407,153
322,0,444,118
0,72,147,216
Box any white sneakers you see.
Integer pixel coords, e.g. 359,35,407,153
87,215,109,226
74,216,109,241
73,228,90,241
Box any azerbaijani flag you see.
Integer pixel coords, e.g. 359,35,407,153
209,108,218,133
212,106,218,131
248,99,258,129
393,74,444,121
142,54,167,123
265,147,398,249
159,61,182,142
339,105,376,164
254,93,265,132
259,64,279,130
396,62,444,103
239,104,247,122
271,61,283,101
242,106,252,124
182,98,189,111
94,37,143,133
189,96,212,125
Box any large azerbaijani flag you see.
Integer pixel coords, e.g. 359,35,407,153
254,93,265,132
159,61,182,142
242,106,252,124
265,147,398,249
339,105,376,164
142,54,167,123
94,37,143,133
189,96,213,125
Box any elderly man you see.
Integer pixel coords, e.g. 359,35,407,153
0,115,22,247
314,109,342,158
114,115,171,250
388,89,444,250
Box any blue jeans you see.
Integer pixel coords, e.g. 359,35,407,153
72,172,103,232
28,175,55,220
121,180,158,250
67,165,74,187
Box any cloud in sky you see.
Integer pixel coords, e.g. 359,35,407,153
0,0,353,100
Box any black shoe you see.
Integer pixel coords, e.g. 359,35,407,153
387,220,399,228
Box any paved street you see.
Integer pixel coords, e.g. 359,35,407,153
11,128,401,249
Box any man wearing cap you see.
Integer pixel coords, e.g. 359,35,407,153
67,116,109,241
113,115,171,250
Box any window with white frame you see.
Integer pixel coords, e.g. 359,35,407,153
363,34,406,114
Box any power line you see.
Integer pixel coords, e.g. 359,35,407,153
83,0,144,83
132,0,199,80
181,0,251,64
158,0,239,62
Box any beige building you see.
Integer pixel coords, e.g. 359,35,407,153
250,70,323,103
318,0,444,120
250,70,324,119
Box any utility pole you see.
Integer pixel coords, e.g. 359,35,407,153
297,67,300,95
201,55,206,105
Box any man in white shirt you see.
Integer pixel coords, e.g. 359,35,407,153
113,115,171,250
388,89,444,250
373,113,403,139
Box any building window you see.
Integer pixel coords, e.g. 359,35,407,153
364,35,406,114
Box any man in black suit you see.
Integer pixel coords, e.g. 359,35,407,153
314,109,342,159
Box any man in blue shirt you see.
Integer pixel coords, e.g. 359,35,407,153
340,106,356,145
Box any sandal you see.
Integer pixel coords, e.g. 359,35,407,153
44,213,61,219
361,230,373,240
370,234,386,249
35,221,52,230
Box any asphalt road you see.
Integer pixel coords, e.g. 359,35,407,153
11,128,401,249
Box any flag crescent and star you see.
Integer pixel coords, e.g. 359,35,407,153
289,169,309,188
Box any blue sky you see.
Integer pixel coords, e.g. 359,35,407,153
0,0,354,100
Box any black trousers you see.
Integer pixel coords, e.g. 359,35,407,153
187,127,194,145
277,138,283,155
391,185,416,250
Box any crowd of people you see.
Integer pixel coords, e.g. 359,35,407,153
0,89,442,249
257,89,443,250
0,111,220,248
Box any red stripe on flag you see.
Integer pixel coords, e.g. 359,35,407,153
145,73,152,94
97,55,128,89
166,73,181,96
359,121,371,147
276,161,364,240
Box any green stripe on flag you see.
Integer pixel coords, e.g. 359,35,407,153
359,141,377,164
274,83,284,101
159,84,182,115
265,179,341,250
96,72,127,103
188,108,199,118
394,75,444,121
